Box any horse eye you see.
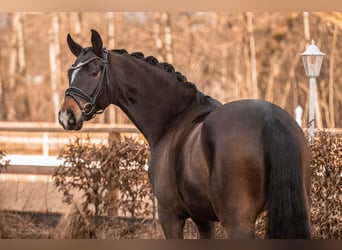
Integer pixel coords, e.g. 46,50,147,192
91,70,99,77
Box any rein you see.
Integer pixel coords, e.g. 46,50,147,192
65,49,110,121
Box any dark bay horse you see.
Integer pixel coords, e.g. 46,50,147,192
58,29,311,239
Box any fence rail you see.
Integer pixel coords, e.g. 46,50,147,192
0,122,140,175
1,122,342,176
0,122,139,133
2,155,63,175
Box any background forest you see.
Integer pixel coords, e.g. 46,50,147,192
0,12,342,128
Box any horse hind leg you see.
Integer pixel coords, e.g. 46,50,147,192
192,219,216,239
209,192,260,239
221,218,255,239
208,160,264,239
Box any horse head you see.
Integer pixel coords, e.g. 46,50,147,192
59,29,110,130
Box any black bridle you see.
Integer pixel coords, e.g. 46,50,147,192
65,49,110,121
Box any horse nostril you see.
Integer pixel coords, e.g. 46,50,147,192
59,108,76,129
67,109,76,125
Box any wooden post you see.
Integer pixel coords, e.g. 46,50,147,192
107,130,120,217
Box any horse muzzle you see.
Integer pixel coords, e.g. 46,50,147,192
58,109,84,131
58,97,84,131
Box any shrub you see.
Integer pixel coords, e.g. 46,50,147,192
309,131,341,239
0,150,9,172
52,136,152,238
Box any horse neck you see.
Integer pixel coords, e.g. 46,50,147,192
108,52,198,145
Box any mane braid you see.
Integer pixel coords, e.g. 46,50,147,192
111,49,128,54
111,49,198,93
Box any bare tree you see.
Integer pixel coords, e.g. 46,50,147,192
49,13,61,123
153,12,165,61
7,13,21,120
327,24,338,128
17,14,26,75
246,12,258,99
162,12,173,64
71,12,82,42
106,12,117,124
0,48,3,119
303,12,311,43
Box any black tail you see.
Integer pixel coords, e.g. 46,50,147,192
262,116,310,239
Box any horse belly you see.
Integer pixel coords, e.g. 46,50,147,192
178,124,219,221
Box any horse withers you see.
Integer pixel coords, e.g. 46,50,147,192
58,29,311,239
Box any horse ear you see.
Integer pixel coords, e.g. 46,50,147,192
67,33,82,57
90,29,103,57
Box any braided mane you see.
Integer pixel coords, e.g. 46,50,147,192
111,49,197,93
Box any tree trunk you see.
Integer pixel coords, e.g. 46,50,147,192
327,24,338,128
303,12,310,43
153,12,165,61
0,47,3,120
246,12,258,99
106,12,117,124
16,13,26,75
71,12,82,41
7,13,20,121
162,12,173,64
48,14,61,123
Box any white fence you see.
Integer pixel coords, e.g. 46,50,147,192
0,122,139,174
0,122,140,213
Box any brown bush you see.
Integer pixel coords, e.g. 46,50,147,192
309,131,342,239
52,136,152,238
0,150,9,172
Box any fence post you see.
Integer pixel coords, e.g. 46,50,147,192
107,131,121,217
42,132,49,156
295,105,303,127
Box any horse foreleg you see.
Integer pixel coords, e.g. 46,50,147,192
158,207,185,239
193,219,216,239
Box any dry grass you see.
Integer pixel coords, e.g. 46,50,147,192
54,204,164,239
54,205,96,239
0,210,54,239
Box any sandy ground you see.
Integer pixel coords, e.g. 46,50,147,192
0,173,82,213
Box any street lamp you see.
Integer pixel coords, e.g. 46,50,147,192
301,40,325,143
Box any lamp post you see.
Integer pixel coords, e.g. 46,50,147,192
301,40,325,143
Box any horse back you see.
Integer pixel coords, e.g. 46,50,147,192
202,99,308,155
201,99,310,190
